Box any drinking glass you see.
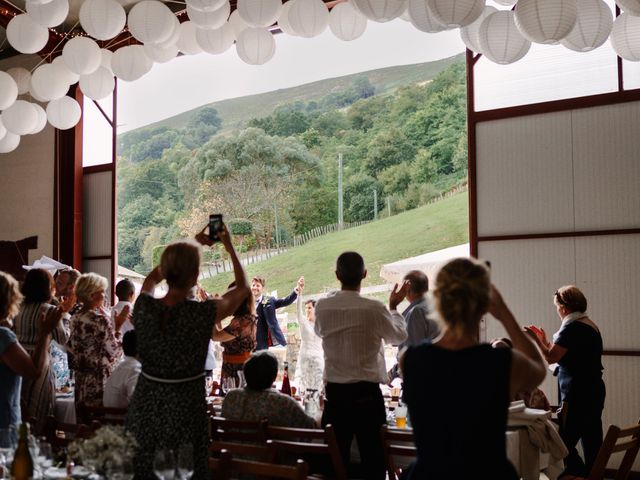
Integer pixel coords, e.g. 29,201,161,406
205,376,213,396
237,371,246,388
153,448,175,480
395,404,408,429
176,444,194,480
37,440,53,469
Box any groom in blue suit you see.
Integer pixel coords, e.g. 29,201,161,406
253,275,304,350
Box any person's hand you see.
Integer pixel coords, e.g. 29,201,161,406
389,281,409,310
115,305,131,331
524,325,550,349
41,307,64,335
196,284,209,302
295,276,305,294
488,284,509,321
59,293,76,313
195,224,214,247
218,223,234,253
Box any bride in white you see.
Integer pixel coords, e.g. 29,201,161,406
295,297,324,393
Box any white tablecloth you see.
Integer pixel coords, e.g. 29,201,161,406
54,393,76,424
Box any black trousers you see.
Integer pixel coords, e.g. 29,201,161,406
321,382,387,480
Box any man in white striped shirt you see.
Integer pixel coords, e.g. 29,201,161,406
315,251,407,480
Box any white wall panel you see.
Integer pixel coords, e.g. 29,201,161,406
572,101,640,230
476,111,574,237
83,172,113,257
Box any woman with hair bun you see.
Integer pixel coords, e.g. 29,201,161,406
526,286,605,479
401,258,546,480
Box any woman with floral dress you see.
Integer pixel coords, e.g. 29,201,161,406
220,288,257,386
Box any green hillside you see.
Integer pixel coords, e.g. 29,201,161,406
134,53,464,135
201,191,468,296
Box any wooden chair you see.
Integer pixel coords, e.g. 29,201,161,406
209,449,310,480
586,420,640,480
380,425,416,480
43,415,98,452
209,416,268,443
77,403,128,425
209,440,276,462
265,425,348,480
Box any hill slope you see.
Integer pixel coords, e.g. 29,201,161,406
135,53,465,134
201,191,468,296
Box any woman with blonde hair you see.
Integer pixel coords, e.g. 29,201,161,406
401,258,546,479
526,286,605,479
68,273,130,409
127,223,250,479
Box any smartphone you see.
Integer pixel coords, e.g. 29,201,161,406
209,214,223,242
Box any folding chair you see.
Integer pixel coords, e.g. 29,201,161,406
209,449,310,480
587,419,640,480
380,424,416,480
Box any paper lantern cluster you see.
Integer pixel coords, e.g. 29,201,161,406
1,0,640,154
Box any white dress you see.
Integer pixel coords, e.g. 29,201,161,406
295,298,325,392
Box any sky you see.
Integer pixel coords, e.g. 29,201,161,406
116,19,466,133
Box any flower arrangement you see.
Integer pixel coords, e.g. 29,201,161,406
68,425,137,473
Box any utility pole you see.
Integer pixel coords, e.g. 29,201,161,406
338,153,344,228
274,204,280,250
387,197,391,217
373,189,378,220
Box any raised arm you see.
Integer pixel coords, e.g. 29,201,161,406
524,326,568,364
141,266,163,295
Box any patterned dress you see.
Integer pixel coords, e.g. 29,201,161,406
68,310,122,408
126,294,217,480
220,313,257,383
13,302,70,433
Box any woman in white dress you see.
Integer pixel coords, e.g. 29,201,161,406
295,298,324,393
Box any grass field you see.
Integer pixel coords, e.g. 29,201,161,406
201,192,468,297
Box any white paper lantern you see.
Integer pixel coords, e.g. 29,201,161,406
111,45,153,81
100,49,113,72
0,118,6,142
236,27,276,64
79,0,126,41
46,97,81,130
407,0,446,32
494,0,517,4
515,0,578,44
0,71,18,110
329,2,367,40
277,0,299,35
2,100,38,135
611,12,640,60
187,0,227,11
352,0,406,22
196,23,235,53
479,10,531,64
6,67,31,96
30,63,69,101
560,0,612,52
237,0,282,27
156,16,181,48
229,10,251,37
29,103,47,135
79,67,115,100
460,5,497,53
0,132,20,154
128,1,177,45
144,42,179,62
26,0,69,28
176,21,204,54
187,2,230,30
288,0,329,37
62,36,102,75
52,56,80,85
426,0,485,28
616,0,640,16
6,14,49,54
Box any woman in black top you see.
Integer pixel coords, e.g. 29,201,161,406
401,258,546,480
526,286,605,478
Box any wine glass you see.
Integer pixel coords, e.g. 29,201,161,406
205,376,213,396
177,444,194,480
153,448,175,480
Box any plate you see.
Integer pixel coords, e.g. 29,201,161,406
44,466,91,479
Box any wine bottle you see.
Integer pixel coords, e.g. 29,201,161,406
10,424,33,480
280,361,292,396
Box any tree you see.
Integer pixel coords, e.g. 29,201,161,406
378,163,412,195
344,173,380,222
352,76,375,99
363,127,416,176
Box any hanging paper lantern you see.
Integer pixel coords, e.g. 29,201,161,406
111,45,153,81
30,63,69,101
79,67,115,100
187,2,230,30
479,10,531,64
6,14,49,54
100,49,113,73
0,132,20,154
29,103,47,135
196,24,235,54
426,0,485,28
515,0,578,44
610,12,640,60
351,0,407,22
6,67,31,95
52,56,80,85
26,0,69,28
62,36,102,75
560,0,612,52
0,118,6,141
407,0,446,32
329,2,367,41
228,10,251,37
0,72,18,111
186,0,226,11
237,0,282,28
236,27,276,64
1,100,38,136
277,0,299,35
176,21,204,54
460,5,497,53
288,0,329,37
128,0,177,45
156,16,181,48
47,97,81,130
144,43,179,62
79,0,126,41
616,0,640,16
